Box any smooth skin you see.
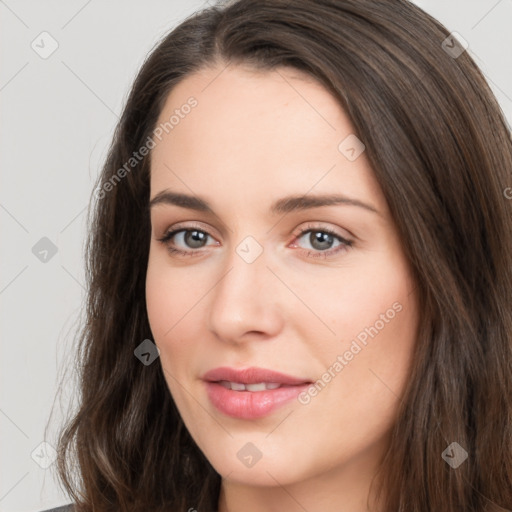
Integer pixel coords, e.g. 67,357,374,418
146,61,420,512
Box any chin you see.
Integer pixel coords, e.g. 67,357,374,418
214,457,307,487
194,434,314,487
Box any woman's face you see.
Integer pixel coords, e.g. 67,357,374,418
146,62,419,492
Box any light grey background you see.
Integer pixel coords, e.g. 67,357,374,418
1,1,511,511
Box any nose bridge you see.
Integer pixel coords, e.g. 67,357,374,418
207,235,282,341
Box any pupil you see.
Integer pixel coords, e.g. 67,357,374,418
311,231,333,251
186,230,206,248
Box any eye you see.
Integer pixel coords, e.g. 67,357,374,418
291,224,353,259
156,222,354,259
157,224,218,257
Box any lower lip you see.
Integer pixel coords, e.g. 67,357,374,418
204,382,310,419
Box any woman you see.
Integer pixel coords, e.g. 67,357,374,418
46,0,512,511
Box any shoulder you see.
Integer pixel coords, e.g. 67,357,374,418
39,505,74,512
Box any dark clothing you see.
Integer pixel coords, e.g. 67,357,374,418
40,505,74,512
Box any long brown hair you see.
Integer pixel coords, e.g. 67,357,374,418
50,1,512,510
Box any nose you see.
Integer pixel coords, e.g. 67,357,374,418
207,241,284,345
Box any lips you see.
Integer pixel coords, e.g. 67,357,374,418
203,366,310,386
202,366,312,419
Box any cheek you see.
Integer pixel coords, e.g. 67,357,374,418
145,257,200,417
145,247,218,395
302,246,419,403
321,266,418,413
146,259,170,342
145,250,194,370
145,246,190,340
292,250,417,356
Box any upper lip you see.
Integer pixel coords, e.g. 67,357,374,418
202,366,311,385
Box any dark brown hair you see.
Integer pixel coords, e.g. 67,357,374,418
50,0,512,510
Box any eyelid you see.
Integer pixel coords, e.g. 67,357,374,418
158,220,219,240
158,222,350,244
290,222,353,243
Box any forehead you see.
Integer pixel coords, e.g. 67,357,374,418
149,63,387,219
152,62,349,149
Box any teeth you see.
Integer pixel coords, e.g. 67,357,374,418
218,381,282,391
245,383,267,392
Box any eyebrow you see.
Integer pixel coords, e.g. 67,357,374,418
149,190,380,216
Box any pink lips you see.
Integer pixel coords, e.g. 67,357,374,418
202,366,311,419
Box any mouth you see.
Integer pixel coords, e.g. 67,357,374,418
216,381,284,391
202,366,313,419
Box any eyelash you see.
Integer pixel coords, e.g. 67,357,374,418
156,222,354,259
